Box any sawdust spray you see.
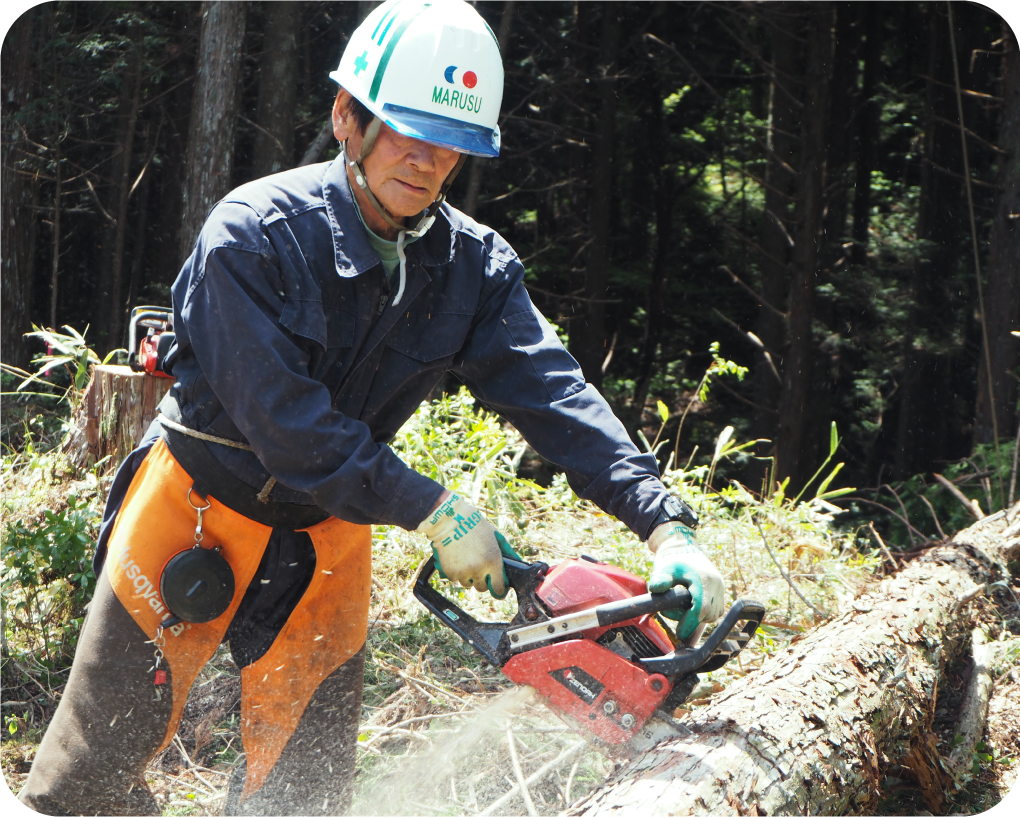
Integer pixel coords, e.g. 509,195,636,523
351,686,538,816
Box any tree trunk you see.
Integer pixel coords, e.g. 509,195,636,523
1,7,37,368
849,2,884,265
570,2,619,391
462,1,515,219
574,503,1020,815
106,43,144,350
893,3,959,479
62,364,173,472
632,73,673,415
975,23,1020,445
775,4,831,490
822,2,858,255
150,6,199,292
125,123,153,311
179,1,248,263
49,121,62,329
252,2,299,179
751,5,799,460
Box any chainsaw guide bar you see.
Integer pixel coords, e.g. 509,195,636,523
414,554,765,751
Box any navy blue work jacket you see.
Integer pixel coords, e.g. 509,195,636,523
167,158,669,536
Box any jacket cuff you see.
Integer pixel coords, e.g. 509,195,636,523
383,468,448,531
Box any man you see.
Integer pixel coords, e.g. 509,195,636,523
18,1,724,814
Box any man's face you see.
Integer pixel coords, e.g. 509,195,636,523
332,89,460,238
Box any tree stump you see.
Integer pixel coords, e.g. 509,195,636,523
573,504,1020,816
63,364,172,472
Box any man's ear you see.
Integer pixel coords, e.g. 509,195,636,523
332,89,354,143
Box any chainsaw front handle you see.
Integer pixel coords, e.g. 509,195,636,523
637,598,766,676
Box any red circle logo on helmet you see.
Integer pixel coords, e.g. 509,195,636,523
463,70,477,89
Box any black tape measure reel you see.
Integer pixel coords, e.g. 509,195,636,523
159,489,235,625
160,547,234,624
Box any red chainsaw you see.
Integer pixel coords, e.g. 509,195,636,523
127,305,175,378
414,553,765,749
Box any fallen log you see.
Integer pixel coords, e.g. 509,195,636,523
574,504,1020,816
62,364,172,472
946,628,1010,779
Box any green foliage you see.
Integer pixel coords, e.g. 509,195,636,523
698,342,749,403
390,387,546,536
0,325,122,403
635,342,751,474
951,738,1012,776
793,422,852,504
3,493,99,605
2,486,101,672
859,438,1018,548
971,742,993,775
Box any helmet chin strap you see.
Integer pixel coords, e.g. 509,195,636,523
342,116,467,306
342,116,467,239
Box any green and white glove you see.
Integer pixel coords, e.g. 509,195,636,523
647,521,725,644
417,492,518,599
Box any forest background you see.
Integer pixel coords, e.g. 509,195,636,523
2,0,1020,539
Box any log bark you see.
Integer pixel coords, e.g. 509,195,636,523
573,504,1020,816
946,629,1002,777
63,364,173,472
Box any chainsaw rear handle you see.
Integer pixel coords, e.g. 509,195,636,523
413,553,543,597
413,555,534,667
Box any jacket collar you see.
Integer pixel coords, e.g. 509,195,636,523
322,157,456,277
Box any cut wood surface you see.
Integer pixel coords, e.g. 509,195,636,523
63,364,172,471
574,504,1020,816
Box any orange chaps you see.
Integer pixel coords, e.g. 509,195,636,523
20,438,371,813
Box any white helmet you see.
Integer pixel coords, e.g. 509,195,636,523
331,0,504,158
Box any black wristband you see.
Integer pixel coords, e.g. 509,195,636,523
648,495,699,537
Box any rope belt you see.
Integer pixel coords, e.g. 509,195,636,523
157,414,278,503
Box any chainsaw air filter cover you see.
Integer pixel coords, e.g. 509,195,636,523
160,547,235,623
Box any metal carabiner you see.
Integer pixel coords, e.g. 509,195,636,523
187,488,212,545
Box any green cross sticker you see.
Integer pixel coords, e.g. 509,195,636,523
354,50,369,76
